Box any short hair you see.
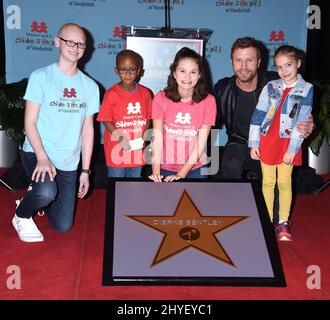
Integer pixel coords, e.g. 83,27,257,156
231,37,261,60
116,49,142,68
274,45,305,63
58,23,85,37
165,47,209,103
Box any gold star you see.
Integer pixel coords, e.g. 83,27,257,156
127,190,248,267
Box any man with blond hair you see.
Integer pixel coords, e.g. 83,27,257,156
214,37,313,179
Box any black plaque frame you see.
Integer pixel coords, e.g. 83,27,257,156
102,178,286,287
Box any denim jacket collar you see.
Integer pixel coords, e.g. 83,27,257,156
271,74,309,97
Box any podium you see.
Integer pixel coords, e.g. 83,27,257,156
102,179,286,286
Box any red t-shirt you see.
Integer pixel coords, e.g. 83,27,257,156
260,87,302,166
152,91,216,172
97,83,152,167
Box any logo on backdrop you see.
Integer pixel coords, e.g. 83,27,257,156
264,30,288,66
113,26,127,39
127,190,248,267
269,30,285,42
68,0,111,8
215,0,261,13
205,41,221,59
15,20,55,52
31,21,47,33
97,25,126,56
138,0,184,10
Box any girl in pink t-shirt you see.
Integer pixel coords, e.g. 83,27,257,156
149,47,216,182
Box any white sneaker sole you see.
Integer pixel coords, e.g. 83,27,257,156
12,217,44,243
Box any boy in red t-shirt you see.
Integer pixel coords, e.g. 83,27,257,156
97,50,152,177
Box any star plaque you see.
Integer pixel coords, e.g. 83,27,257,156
127,190,248,267
103,179,286,286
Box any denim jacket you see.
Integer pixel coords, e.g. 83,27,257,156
248,74,313,154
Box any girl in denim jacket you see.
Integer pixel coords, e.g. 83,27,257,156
248,45,313,241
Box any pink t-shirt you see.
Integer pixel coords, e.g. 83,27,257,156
152,91,216,172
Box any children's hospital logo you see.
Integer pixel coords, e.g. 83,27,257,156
63,88,77,98
175,112,191,125
115,102,146,130
50,88,86,113
127,102,142,115
68,0,110,8
264,30,288,64
31,21,48,33
138,0,184,10
15,20,55,52
269,30,285,42
113,26,126,39
205,41,221,59
216,0,261,13
97,25,125,56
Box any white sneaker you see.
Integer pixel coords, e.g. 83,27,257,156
12,214,44,242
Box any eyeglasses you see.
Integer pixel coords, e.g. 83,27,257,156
58,36,86,49
117,68,138,74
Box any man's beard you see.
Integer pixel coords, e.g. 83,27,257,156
236,69,258,83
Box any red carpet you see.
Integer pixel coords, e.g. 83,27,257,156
0,174,329,300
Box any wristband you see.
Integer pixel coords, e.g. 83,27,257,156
81,169,91,175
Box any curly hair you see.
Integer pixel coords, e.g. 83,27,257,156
165,47,209,103
115,49,142,68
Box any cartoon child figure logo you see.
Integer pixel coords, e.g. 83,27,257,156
175,112,191,125
269,30,285,42
31,21,48,33
63,88,77,98
127,102,141,115
113,26,127,39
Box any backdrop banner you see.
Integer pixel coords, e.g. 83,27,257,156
3,0,310,145
102,179,286,286
127,36,203,95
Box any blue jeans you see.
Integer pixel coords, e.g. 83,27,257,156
107,166,142,178
160,165,208,179
16,152,77,232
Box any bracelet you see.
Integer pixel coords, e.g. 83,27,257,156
81,169,91,175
